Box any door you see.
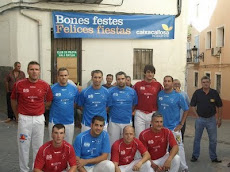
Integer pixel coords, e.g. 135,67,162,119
51,32,82,84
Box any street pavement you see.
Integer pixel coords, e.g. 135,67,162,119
0,111,230,172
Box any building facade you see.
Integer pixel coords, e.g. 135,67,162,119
0,0,188,107
187,0,230,119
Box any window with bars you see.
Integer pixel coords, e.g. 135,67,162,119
133,49,153,80
216,74,221,94
194,72,198,87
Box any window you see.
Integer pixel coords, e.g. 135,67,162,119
194,72,198,87
216,74,221,94
206,31,211,49
133,49,153,80
217,27,224,47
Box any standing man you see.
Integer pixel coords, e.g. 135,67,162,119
11,61,53,172
102,74,114,89
173,79,190,141
78,70,109,132
126,76,133,87
111,125,151,172
157,75,189,172
73,116,115,172
139,112,180,172
49,67,79,144
190,76,223,163
133,64,163,138
4,61,25,123
34,124,77,172
108,71,138,146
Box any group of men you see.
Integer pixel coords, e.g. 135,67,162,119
5,61,223,172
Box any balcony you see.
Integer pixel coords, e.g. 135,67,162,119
187,49,200,64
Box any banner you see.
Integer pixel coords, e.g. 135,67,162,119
52,11,175,39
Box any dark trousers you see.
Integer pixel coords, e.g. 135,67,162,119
6,92,14,119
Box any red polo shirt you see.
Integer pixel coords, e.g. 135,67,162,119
11,78,53,116
133,80,162,113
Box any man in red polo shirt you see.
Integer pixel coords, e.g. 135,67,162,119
11,61,53,172
133,64,163,138
139,112,180,172
111,125,151,172
34,124,77,172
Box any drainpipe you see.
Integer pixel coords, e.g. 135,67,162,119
20,9,43,79
176,0,182,18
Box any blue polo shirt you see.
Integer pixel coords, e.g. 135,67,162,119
49,83,79,125
108,86,138,124
73,130,110,166
78,86,109,126
157,90,189,130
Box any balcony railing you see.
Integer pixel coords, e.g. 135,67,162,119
187,49,199,64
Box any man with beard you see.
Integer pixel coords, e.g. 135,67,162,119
73,116,115,172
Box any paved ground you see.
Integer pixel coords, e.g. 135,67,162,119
0,111,230,172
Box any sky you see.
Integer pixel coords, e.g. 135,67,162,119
188,0,218,32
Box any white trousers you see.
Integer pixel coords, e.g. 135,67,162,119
18,114,45,172
84,160,115,172
150,153,180,172
134,110,154,159
134,110,154,138
49,122,74,144
81,123,108,133
119,159,152,172
108,121,132,147
172,130,188,170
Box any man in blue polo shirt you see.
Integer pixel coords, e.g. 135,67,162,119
49,67,79,144
73,115,115,172
78,70,109,132
108,71,138,146
157,75,189,172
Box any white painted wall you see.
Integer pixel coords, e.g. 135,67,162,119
0,0,188,86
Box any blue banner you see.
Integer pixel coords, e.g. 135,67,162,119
52,11,175,39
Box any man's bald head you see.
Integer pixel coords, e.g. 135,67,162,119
123,125,135,134
123,125,135,144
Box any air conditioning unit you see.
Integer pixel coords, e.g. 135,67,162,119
211,47,221,57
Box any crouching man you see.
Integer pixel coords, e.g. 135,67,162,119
73,116,115,172
139,112,180,172
111,125,151,172
34,124,77,172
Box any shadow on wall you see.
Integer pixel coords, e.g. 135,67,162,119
0,66,13,113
